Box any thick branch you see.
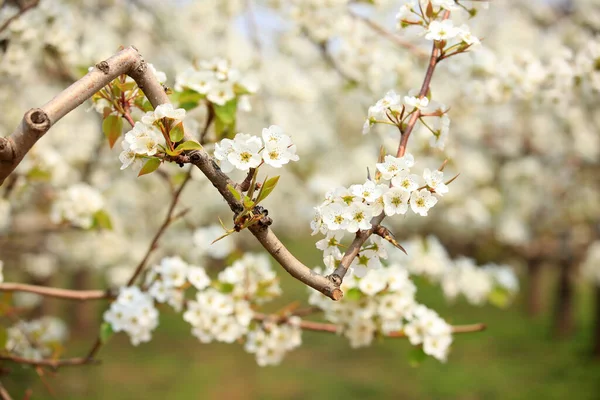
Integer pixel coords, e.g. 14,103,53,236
0,46,342,300
0,46,148,185
0,283,111,301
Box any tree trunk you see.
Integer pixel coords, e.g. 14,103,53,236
553,257,575,338
526,258,543,317
593,284,600,359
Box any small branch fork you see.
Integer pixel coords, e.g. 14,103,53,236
0,46,342,301
330,11,450,285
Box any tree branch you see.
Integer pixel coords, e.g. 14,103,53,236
0,0,39,35
0,283,111,301
330,12,449,284
0,46,344,300
253,313,486,336
0,355,100,371
348,8,429,59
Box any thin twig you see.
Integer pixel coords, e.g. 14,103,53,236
348,8,428,59
0,0,39,35
331,11,450,283
0,355,100,371
253,313,486,336
0,380,12,400
0,283,111,301
126,170,192,286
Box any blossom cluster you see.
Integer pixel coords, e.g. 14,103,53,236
310,154,448,277
309,265,453,361
363,89,451,150
396,0,482,46
119,103,186,170
214,125,299,172
245,318,302,366
50,183,105,229
402,236,519,306
175,57,257,107
184,287,254,343
147,256,210,312
6,317,68,360
103,286,159,346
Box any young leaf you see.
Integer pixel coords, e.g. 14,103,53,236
175,140,203,152
243,195,254,209
99,322,114,344
138,158,161,177
409,346,428,367
213,98,238,125
227,184,242,201
169,121,185,143
255,175,280,204
93,210,113,230
102,115,123,149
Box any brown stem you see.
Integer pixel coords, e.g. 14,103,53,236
0,355,100,371
526,258,544,317
126,171,192,287
0,283,111,301
253,313,486,336
348,8,428,59
332,12,450,284
0,380,12,400
199,103,214,145
0,0,39,35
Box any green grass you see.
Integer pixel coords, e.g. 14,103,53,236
5,239,600,399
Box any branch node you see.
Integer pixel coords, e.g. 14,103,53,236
95,61,110,74
24,108,50,134
327,273,343,286
189,151,201,164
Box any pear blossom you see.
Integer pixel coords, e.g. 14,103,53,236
344,202,373,233
425,20,459,41
423,168,449,195
391,170,420,192
226,133,263,171
376,154,415,180
383,187,410,216
409,189,438,216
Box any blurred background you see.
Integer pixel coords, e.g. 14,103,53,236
1,0,600,398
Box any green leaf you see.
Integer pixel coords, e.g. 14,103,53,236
175,140,203,152
93,210,113,230
213,99,237,125
255,175,280,204
409,346,427,367
488,287,511,308
138,158,161,177
172,89,203,111
102,115,123,149
169,121,185,143
227,184,242,201
243,195,254,209
134,96,153,112
345,287,363,301
99,322,114,344
219,282,235,294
